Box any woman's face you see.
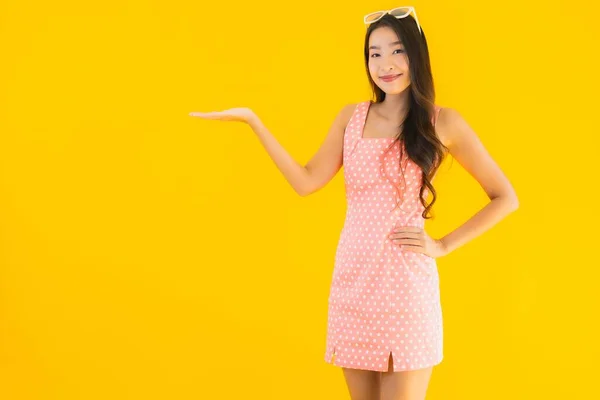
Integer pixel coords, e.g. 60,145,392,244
368,26,411,94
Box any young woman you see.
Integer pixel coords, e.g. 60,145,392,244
190,6,518,400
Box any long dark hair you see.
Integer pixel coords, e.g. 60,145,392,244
363,13,448,219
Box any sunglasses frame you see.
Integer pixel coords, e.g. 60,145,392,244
363,6,422,34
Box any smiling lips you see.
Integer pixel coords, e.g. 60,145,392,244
380,73,402,82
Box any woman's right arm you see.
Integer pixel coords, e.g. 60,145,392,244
247,103,355,196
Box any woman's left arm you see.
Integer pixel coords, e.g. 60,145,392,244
435,107,519,256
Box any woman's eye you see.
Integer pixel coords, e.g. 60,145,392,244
370,49,405,58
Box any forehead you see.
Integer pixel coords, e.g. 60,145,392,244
368,26,403,49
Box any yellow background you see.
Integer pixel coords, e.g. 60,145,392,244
1,0,598,399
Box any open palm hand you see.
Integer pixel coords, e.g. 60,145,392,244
189,107,256,124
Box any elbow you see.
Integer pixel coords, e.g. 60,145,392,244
297,186,315,197
490,192,519,212
510,196,519,211
296,184,312,197
297,174,317,197
506,193,519,212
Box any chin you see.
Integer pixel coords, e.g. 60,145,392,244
380,86,409,95
379,85,410,94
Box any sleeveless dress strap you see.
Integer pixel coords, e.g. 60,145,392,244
344,101,370,161
432,105,442,127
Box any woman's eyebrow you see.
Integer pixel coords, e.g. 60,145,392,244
369,40,403,50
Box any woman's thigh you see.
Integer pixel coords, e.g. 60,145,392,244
342,367,381,400
380,353,434,400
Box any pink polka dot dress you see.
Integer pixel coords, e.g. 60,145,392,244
324,100,444,372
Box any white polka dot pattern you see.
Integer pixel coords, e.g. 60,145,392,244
324,101,444,372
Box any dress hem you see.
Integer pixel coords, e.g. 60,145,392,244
324,352,443,372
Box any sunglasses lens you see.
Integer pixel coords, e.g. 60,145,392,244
390,7,411,18
365,12,385,23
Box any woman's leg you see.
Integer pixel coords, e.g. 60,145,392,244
380,353,434,400
342,367,381,400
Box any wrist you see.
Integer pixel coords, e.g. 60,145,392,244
246,114,261,128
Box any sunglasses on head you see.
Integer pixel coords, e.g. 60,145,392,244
364,6,422,34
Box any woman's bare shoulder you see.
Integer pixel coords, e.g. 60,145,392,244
434,106,474,149
434,106,454,147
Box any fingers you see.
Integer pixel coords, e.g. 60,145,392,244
391,239,425,253
388,228,423,240
391,238,422,246
389,226,426,252
389,232,421,239
189,111,220,118
397,244,423,252
391,226,422,233
188,110,246,122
